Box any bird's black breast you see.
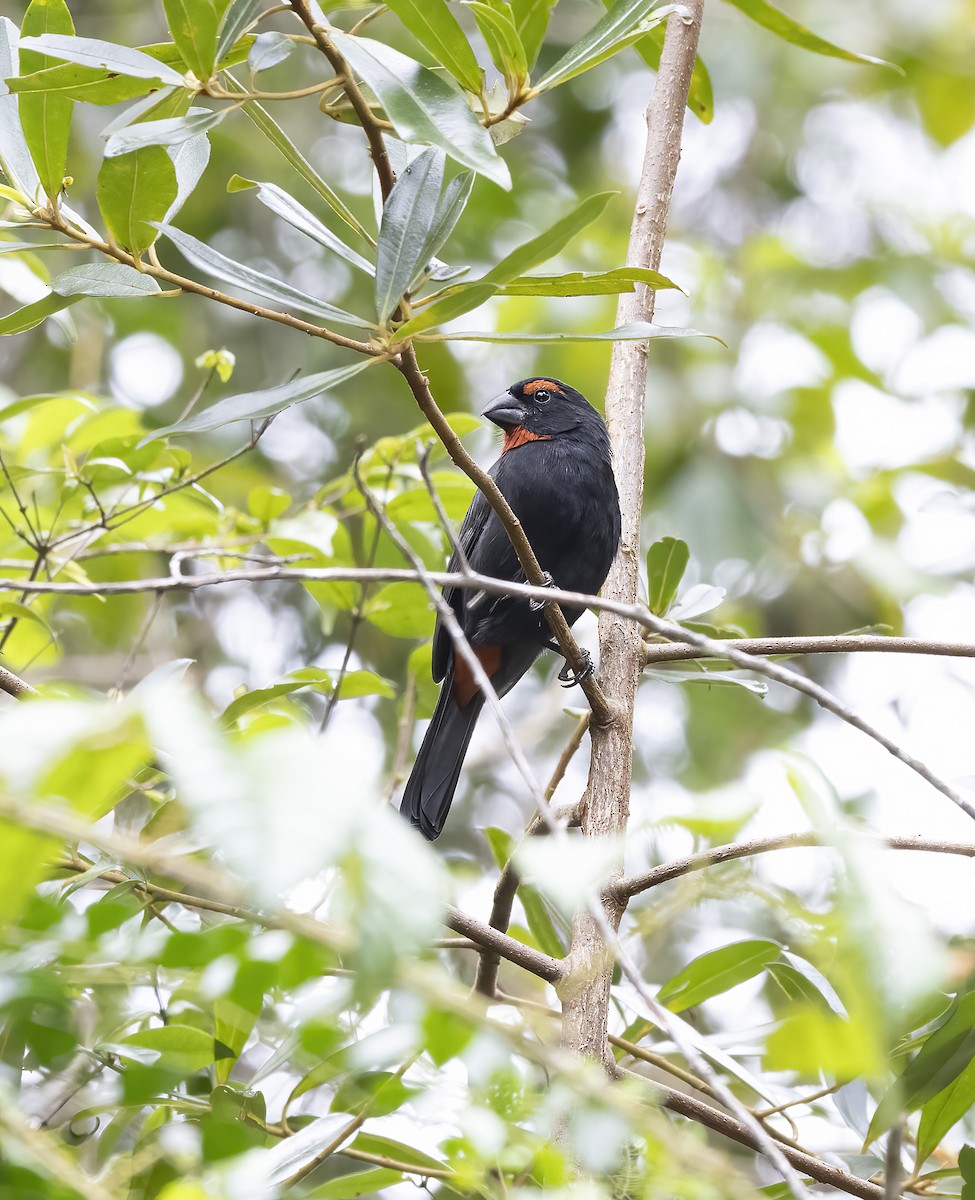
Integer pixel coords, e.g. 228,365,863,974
433,434,620,664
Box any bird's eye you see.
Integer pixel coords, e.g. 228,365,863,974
535,389,551,403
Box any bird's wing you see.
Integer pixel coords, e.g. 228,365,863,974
431,487,494,683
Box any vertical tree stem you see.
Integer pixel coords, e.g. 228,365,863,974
560,1,705,1066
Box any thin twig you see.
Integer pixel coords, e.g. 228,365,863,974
615,832,975,900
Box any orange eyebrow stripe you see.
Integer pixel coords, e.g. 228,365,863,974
502,425,550,454
523,379,563,396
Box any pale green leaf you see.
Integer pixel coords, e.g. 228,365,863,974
49,261,162,298
330,31,510,188
104,108,227,157
19,0,75,202
385,0,483,94
18,34,187,84
723,0,899,70
376,147,444,323
143,358,377,440
154,222,375,328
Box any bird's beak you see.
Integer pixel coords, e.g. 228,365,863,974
482,391,525,430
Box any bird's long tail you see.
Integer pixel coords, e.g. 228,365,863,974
401,683,484,841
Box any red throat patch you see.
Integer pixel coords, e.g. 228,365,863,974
502,425,551,454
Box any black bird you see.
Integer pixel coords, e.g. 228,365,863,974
401,377,621,840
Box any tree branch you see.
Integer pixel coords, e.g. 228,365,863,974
444,905,563,983
564,0,705,1068
615,832,975,900
0,662,38,698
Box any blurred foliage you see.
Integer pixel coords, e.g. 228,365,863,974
2,0,975,1197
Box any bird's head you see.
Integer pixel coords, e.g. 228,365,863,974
482,377,603,448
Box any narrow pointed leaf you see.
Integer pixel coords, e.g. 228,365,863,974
375,148,444,323
0,17,42,197
19,0,74,202
223,71,373,246
104,107,226,157
468,3,528,88
415,320,719,344
534,0,684,92
485,827,566,958
143,358,377,439
18,34,187,84
484,191,616,284
233,177,374,275
0,290,74,334
217,0,263,60
408,171,473,292
330,31,510,188
96,144,178,254
393,283,498,339
385,0,483,93
499,267,681,296
155,222,375,328
162,0,222,81
916,1057,975,1170
512,0,558,70
164,127,211,222
723,0,900,69
50,262,161,298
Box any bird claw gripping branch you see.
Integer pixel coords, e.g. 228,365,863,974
529,572,556,611
558,648,594,688
401,377,621,840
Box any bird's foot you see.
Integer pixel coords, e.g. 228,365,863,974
529,571,556,611
558,649,594,688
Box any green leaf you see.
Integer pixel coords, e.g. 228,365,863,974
499,267,681,296
230,177,374,275
143,358,377,439
961,1145,975,1199
104,108,227,157
0,291,75,335
308,1169,404,1199
765,962,836,1016
49,262,162,298
247,484,290,521
221,670,333,726
349,1133,447,1172
865,993,975,1148
217,0,262,60
533,0,678,92
658,939,782,1012
364,581,435,638
0,18,42,195
18,34,188,84
415,321,719,344
19,0,75,203
163,0,223,81
722,0,899,70
117,1024,217,1074
329,32,510,188
485,827,566,958
384,0,483,94
96,145,178,255
223,72,373,246
468,3,528,89
512,0,558,70
766,1006,883,1080
646,536,690,615
394,191,616,336
916,1056,975,1169
376,148,444,323
334,670,396,701
409,170,474,290
330,1071,419,1118
484,191,616,284
393,282,498,339
154,223,374,328
248,30,293,74
214,961,269,1083
8,61,164,105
